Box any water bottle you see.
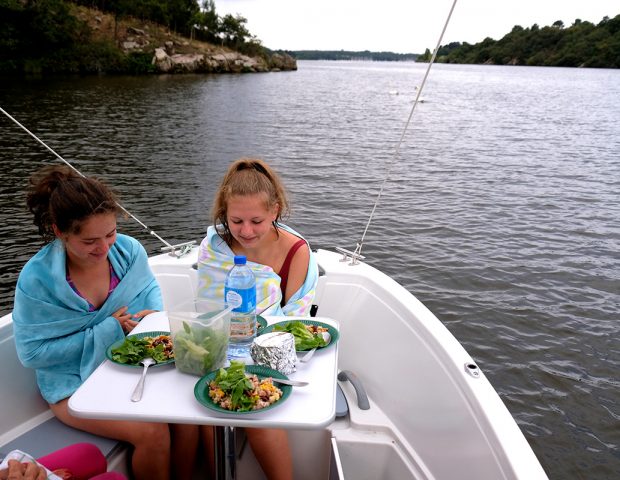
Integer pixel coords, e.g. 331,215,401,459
225,255,257,358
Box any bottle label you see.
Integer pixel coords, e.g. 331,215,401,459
225,287,256,313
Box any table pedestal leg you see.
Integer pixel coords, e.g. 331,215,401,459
214,425,236,480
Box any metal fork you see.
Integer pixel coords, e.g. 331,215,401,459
131,357,155,402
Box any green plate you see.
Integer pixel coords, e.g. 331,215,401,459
194,364,292,415
105,330,175,367
257,315,267,331
259,320,339,352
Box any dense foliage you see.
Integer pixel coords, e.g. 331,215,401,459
71,0,258,48
0,0,263,74
291,50,418,62
418,15,620,68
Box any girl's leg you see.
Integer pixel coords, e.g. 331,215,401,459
246,428,293,480
37,443,106,480
51,399,170,480
199,425,215,478
170,424,200,480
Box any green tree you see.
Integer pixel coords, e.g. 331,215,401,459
425,13,620,68
0,0,90,72
194,0,220,43
106,0,133,40
220,13,251,48
417,48,431,62
166,0,199,35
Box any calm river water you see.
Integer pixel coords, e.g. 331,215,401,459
1,61,619,478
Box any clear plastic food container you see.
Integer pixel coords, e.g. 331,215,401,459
168,299,232,376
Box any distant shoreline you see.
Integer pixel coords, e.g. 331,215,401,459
287,13,620,69
289,50,419,62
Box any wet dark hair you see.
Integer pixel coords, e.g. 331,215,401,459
26,165,121,243
213,158,290,246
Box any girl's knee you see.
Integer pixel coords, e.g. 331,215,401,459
132,423,171,448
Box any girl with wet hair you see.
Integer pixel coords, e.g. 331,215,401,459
200,158,317,316
212,158,290,246
13,165,198,480
198,158,319,480
26,165,122,242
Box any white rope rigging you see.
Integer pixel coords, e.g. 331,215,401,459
0,106,194,257
348,0,459,264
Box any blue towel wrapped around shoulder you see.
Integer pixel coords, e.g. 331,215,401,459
13,234,163,404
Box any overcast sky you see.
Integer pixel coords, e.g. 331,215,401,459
215,0,618,53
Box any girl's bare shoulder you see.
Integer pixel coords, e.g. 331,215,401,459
279,228,307,246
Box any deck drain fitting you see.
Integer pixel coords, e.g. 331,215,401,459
465,362,481,378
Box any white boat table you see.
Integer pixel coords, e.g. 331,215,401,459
69,312,339,480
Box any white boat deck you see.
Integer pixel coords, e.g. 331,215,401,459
0,246,548,479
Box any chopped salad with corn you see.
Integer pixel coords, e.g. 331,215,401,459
208,361,283,412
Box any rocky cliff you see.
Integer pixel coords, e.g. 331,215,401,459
79,7,297,74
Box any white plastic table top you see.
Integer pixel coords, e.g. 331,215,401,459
68,312,339,429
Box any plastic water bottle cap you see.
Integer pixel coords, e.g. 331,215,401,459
233,255,247,265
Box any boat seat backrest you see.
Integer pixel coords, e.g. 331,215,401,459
152,260,325,314
152,267,198,310
0,317,49,443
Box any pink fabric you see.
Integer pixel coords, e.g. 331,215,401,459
91,474,126,480
36,443,125,480
66,263,121,312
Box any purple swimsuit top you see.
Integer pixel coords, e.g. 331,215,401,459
67,262,120,312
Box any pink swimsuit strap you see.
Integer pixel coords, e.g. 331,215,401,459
67,263,120,312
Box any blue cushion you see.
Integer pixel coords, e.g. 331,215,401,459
335,384,349,418
0,417,121,460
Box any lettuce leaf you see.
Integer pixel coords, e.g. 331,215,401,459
173,321,228,376
212,361,256,411
110,336,170,364
273,321,327,350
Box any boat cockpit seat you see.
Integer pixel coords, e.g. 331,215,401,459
0,417,121,461
0,319,129,472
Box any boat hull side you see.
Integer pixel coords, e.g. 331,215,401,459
314,249,547,480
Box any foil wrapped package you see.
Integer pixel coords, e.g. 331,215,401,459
250,332,297,375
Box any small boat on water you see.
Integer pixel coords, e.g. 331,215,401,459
1,241,548,479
